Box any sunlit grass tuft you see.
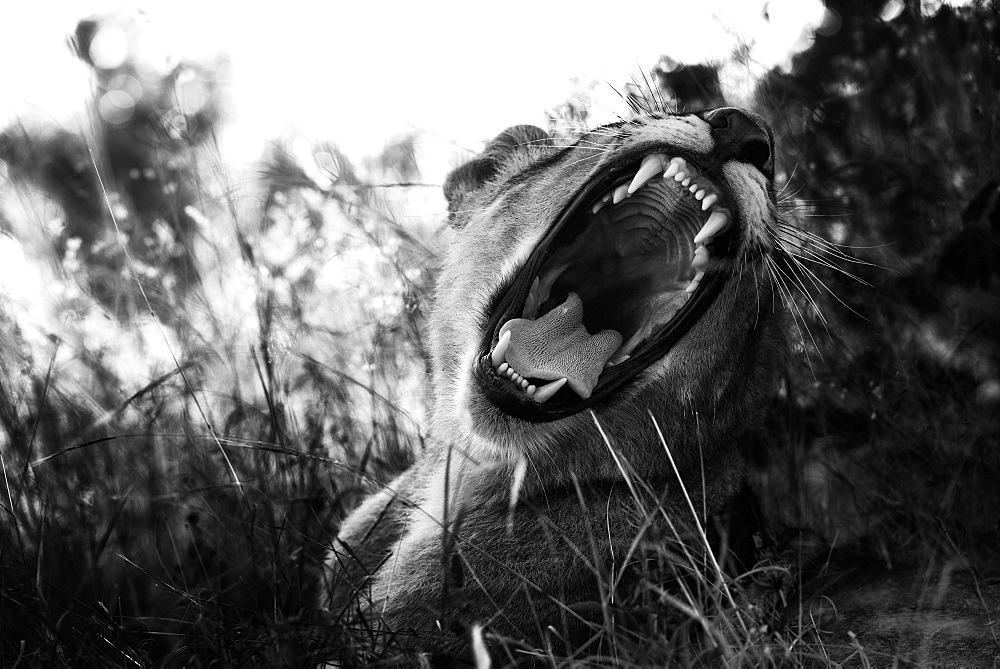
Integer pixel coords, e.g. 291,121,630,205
0,99,436,665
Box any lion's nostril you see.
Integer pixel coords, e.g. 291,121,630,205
704,107,774,179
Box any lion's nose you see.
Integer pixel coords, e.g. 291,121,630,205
704,107,774,180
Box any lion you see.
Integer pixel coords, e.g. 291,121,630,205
324,107,788,661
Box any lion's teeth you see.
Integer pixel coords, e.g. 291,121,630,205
520,379,529,389
522,276,541,319
678,162,700,185
688,183,699,193
490,330,511,366
533,377,567,403
498,362,509,373
628,153,666,194
592,192,613,213
693,210,730,244
526,384,536,396
604,353,630,369
617,331,644,358
691,245,710,272
664,157,685,179
701,193,719,211
685,270,705,294
612,184,630,204
695,189,707,201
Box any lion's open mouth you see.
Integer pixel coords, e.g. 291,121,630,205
476,153,737,421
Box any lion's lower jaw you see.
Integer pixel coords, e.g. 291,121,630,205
447,273,785,469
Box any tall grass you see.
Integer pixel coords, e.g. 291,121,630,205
0,90,437,664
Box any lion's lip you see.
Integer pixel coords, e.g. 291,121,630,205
476,151,736,419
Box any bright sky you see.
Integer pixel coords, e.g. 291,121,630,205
1,0,834,168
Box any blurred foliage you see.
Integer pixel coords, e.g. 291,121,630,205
744,0,1000,569
0,13,436,667
654,59,726,111
0,0,998,666
1,15,228,322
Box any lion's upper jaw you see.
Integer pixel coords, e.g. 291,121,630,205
432,111,783,473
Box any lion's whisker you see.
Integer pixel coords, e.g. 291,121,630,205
785,244,871,285
774,252,831,327
765,255,823,373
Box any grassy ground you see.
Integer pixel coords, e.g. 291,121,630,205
2,4,999,667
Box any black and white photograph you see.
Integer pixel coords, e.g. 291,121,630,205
0,0,997,665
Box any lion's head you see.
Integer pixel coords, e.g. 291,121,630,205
429,108,787,490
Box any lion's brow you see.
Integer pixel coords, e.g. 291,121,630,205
503,128,625,189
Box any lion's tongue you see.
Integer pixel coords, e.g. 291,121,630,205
498,292,623,400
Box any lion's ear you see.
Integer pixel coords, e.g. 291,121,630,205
443,125,551,226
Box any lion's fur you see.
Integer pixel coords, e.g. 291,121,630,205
325,111,788,655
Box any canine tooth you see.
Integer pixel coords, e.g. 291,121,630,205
701,193,719,211
522,295,538,319
663,162,680,179
612,184,630,204
691,245,710,271
693,210,730,244
593,192,614,213
523,276,540,319
604,353,631,369
628,153,666,194
498,362,509,373
490,330,511,366
618,331,643,357
533,377,567,403
685,270,705,293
